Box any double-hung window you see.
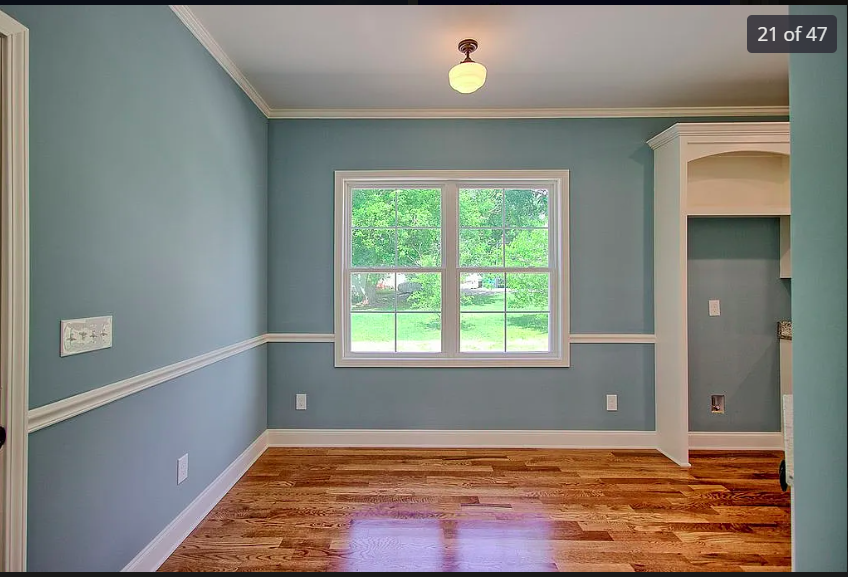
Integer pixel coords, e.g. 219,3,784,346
335,171,569,367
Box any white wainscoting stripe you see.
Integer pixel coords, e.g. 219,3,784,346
27,332,657,433
28,335,266,433
570,333,656,344
168,6,271,116
268,106,789,120
265,333,336,343
689,432,784,450
122,431,268,572
267,429,657,449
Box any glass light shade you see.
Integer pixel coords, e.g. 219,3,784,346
449,61,487,94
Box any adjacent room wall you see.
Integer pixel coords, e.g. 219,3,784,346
789,4,847,572
265,117,779,431
687,218,790,432
0,5,268,571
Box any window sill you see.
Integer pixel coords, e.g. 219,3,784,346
334,354,571,368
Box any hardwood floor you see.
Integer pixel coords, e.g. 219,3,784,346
159,448,790,572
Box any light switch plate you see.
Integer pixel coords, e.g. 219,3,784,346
60,316,113,357
708,299,721,317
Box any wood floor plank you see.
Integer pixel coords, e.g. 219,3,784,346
159,448,790,572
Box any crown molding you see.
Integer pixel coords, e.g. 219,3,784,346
267,106,789,120
648,120,791,149
167,7,788,122
169,5,271,117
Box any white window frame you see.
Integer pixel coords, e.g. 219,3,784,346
334,170,570,367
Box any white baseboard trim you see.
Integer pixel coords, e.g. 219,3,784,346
118,428,788,572
689,431,784,450
122,431,268,572
657,447,691,468
266,428,657,449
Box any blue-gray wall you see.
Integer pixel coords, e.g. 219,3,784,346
269,343,653,430
687,218,790,432
27,348,267,572
789,4,847,572
266,118,775,431
1,5,269,571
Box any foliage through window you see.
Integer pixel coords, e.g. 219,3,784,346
335,171,569,367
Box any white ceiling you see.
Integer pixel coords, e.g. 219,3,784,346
186,5,789,112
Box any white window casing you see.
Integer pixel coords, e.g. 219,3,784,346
334,170,570,367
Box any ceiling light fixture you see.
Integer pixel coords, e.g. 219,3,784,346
449,39,487,94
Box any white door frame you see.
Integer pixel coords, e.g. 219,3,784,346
0,9,29,573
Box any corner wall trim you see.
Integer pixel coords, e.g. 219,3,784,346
168,5,271,116
122,431,268,572
0,9,30,572
689,432,784,450
265,333,335,343
266,429,657,449
27,335,266,433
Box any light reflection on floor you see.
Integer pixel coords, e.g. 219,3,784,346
343,518,552,572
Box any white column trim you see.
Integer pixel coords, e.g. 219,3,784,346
28,336,266,434
266,428,657,449
0,10,29,572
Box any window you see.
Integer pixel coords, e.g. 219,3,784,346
335,171,569,367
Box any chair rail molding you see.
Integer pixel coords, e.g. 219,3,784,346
28,336,266,433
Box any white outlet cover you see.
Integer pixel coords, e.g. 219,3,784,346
708,299,721,317
606,394,618,411
61,315,113,357
177,454,189,485
296,393,307,410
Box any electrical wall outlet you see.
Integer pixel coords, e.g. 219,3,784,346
296,393,307,410
711,394,726,414
60,315,113,357
708,299,721,317
177,453,189,485
606,394,618,411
